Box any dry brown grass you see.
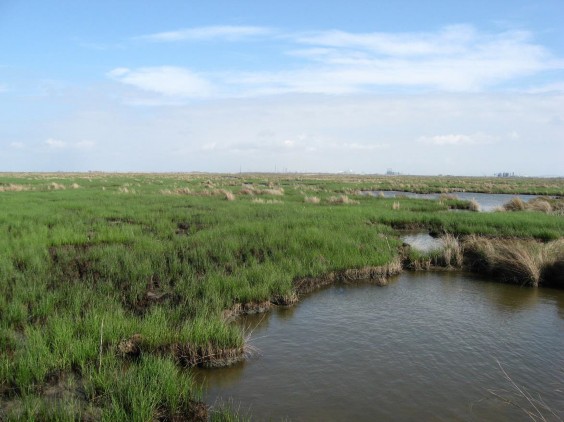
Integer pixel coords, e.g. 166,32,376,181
327,195,359,205
161,187,191,195
503,197,526,211
463,236,564,287
196,188,235,200
222,190,236,201
304,196,320,204
468,199,481,212
0,184,30,192
440,234,463,267
70,183,80,189
251,198,282,204
260,188,284,196
392,201,401,210
237,185,284,196
238,187,255,195
527,198,552,214
503,196,560,214
49,182,66,190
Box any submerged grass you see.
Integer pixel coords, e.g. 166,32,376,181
0,173,562,419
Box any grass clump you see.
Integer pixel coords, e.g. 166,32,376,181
49,182,66,190
502,196,559,214
0,184,30,192
527,198,553,214
251,198,283,204
468,199,481,212
327,195,359,205
463,236,563,287
503,197,526,211
304,196,321,204
438,234,463,268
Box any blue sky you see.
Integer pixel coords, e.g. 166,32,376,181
1,0,563,175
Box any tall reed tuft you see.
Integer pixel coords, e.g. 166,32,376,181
439,234,463,268
328,195,359,205
468,199,480,212
503,197,526,211
463,236,563,287
304,196,320,204
528,198,552,214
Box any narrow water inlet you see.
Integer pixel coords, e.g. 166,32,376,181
365,191,541,212
400,231,444,252
196,272,564,421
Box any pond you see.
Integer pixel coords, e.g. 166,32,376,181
366,191,540,211
196,272,564,421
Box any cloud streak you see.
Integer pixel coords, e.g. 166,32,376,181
111,25,564,98
107,67,214,97
45,138,95,150
137,25,272,42
417,133,498,145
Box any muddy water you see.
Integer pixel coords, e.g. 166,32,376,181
196,273,564,421
368,191,540,211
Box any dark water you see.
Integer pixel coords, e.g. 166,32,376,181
367,191,540,211
196,273,564,421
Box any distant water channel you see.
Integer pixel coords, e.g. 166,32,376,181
196,273,564,421
366,191,540,211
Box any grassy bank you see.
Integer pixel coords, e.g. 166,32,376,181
1,173,563,420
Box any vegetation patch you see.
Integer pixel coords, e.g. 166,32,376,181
0,172,562,420
463,236,563,287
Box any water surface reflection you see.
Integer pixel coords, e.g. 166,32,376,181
197,273,564,421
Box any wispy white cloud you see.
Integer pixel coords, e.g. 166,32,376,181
524,81,564,93
417,133,499,146
45,138,96,150
45,138,66,148
137,25,272,42
294,24,479,56
107,67,214,97
243,25,561,93
10,141,24,149
112,25,564,98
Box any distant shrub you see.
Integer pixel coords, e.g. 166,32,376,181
304,196,320,204
222,190,236,201
0,184,29,192
528,199,552,214
328,195,359,205
503,197,526,211
468,199,480,212
252,198,283,204
49,182,66,190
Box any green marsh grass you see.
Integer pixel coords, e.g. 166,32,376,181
0,173,562,419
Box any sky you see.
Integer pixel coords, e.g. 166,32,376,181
1,0,563,175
